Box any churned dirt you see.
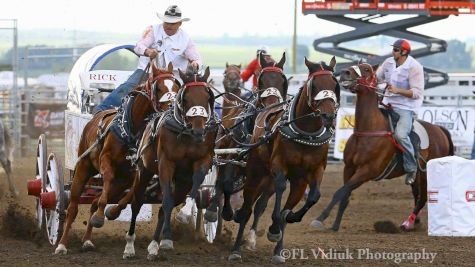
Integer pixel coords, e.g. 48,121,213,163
1,156,474,266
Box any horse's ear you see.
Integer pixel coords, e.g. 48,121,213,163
203,66,210,81
330,56,336,70
304,57,312,69
276,52,286,69
258,52,265,67
372,64,379,72
151,60,158,77
167,61,173,73
226,62,229,68
358,58,363,64
178,68,186,81
237,64,241,69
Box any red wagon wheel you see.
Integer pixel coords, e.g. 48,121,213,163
32,134,47,230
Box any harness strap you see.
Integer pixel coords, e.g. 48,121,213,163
353,131,405,152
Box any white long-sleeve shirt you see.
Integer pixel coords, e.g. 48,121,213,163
134,24,202,77
376,55,424,111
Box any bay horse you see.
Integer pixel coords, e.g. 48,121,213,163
229,56,339,263
310,62,454,232
0,119,16,197
55,62,180,255
121,66,218,260
204,63,250,223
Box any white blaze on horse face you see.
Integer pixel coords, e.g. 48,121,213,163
185,106,209,118
314,90,337,103
159,92,177,103
260,87,283,102
164,79,175,92
351,65,362,77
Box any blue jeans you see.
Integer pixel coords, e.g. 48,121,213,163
471,136,475,159
94,69,145,113
393,108,417,173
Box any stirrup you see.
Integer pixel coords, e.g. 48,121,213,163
405,172,416,185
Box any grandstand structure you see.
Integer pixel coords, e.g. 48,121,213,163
302,0,475,88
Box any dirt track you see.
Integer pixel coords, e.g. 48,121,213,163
1,156,474,266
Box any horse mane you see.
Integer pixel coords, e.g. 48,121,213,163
183,65,208,83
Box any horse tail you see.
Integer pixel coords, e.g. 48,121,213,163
439,126,454,156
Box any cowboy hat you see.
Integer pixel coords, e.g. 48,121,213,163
157,5,190,23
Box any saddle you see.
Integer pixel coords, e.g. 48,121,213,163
374,108,429,181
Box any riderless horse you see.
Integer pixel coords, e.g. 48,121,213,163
0,119,16,197
55,62,180,254
121,66,218,260
228,55,339,263
310,62,454,232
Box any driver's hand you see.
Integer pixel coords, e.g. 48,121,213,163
387,84,398,94
190,60,200,70
145,48,159,59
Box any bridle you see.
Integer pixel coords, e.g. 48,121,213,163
176,74,214,127
256,66,287,104
305,67,339,113
143,72,178,112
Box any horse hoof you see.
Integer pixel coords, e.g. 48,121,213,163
175,211,190,224
105,205,120,220
123,252,136,260
245,243,256,252
159,239,174,250
147,240,159,260
147,253,159,261
281,209,291,223
222,208,234,221
271,255,286,264
267,230,282,242
81,240,95,251
204,210,217,223
228,252,242,262
400,220,415,231
309,220,326,231
54,244,67,255
90,214,105,228
10,189,19,198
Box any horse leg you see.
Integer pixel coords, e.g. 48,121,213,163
228,174,262,262
330,177,366,231
245,188,273,251
310,166,356,230
81,198,99,251
286,170,323,223
410,179,421,224
157,160,175,252
106,170,146,221
221,164,236,221
1,158,18,197
124,168,149,260
90,156,115,228
204,166,224,222
267,170,287,242
401,172,427,231
56,159,95,254
146,207,166,261
272,179,306,264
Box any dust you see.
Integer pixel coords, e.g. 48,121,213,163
0,203,45,245
373,220,401,234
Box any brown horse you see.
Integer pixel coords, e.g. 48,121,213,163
310,62,454,232
229,56,339,263
54,62,180,255
204,63,251,222
121,66,218,260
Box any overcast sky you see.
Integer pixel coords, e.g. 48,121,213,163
1,0,475,40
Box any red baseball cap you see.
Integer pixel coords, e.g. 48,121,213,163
392,39,411,52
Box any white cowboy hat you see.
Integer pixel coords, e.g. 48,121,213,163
157,5,190,23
